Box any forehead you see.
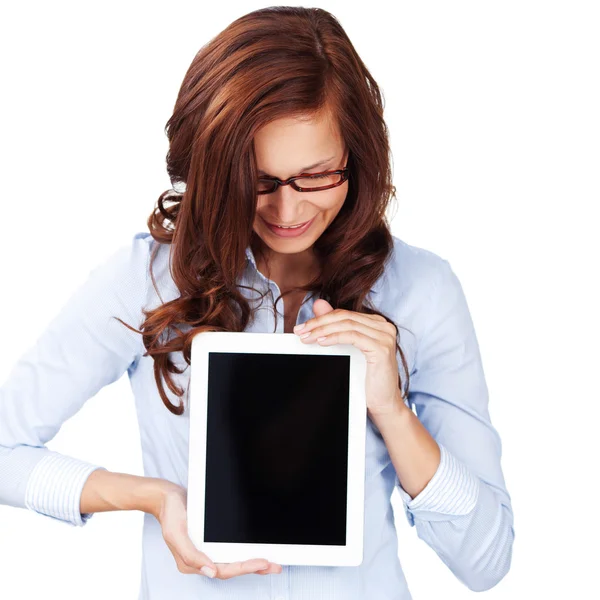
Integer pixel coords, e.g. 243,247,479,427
254,113,344,177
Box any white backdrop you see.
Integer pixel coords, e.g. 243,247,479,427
1,1,598,598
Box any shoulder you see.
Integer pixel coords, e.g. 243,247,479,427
130,230,155,263
77,232,155,318
120,232,180,307
371,235,453,369
100,231,154,283
375,234,449,303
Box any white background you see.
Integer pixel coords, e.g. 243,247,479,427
1,1,598,598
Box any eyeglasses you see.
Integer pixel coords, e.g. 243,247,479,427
257,166,349,194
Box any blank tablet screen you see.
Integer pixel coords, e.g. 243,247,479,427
203,351,351,546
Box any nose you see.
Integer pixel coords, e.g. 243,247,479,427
272,183,304,223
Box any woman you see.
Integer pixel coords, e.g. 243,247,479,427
0,6,514,599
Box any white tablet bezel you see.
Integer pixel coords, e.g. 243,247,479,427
186,331,366,567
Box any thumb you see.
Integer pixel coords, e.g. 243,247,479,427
312,298,335,317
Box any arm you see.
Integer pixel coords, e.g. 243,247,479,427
372,394,442,499
382,258,515,592
0,232,152,527
79,469,174,519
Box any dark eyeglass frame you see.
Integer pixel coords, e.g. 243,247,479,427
257,166,350,194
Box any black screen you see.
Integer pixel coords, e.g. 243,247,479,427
203,352,350,546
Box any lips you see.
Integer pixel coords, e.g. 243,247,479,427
265,218,310,228
261,215,316,238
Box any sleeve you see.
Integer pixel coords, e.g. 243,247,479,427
394,258,515,592
0,232,151,527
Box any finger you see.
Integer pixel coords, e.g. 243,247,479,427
215,558,270,580
172,553,212,576
306,318,395,346
316,328,393,355
165,528,217,574
256,563,283,575
296,309,396,336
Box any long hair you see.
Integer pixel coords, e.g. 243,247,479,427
115,6,411,415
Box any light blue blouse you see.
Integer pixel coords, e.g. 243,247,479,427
0,231,514,599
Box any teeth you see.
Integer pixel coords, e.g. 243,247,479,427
275,222,305,229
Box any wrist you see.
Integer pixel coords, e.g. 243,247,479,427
141,477,187,521
369,390,412,421
136,477,179,519
369,390,411,428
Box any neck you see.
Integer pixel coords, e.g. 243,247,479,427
252,241,320,292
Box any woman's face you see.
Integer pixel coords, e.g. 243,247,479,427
252,111,349,258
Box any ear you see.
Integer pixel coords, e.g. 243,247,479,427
312,298,335,317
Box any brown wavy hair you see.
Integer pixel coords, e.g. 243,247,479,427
115,6,412,415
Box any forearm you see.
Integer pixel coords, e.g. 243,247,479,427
80,469,176,519
370,391,440,499
372,394,513,591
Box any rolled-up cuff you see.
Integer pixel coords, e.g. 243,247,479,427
396,442,480,525
24,454,106,527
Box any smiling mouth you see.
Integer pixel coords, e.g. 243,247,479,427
263,217,311,229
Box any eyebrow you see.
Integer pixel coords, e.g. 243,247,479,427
258,155,336,178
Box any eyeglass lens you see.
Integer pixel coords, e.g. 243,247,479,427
257,172,344,193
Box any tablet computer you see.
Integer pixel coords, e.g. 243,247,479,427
186,331,367,567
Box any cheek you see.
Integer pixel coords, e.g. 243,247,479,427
323,186,348,215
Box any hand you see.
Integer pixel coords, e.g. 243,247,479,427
293,299,406,418
154,483,283,579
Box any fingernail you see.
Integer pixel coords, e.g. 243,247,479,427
201,566,216,578
294,323,305,332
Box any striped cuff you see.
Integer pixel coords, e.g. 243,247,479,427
396,442,480,525
24,454,106,527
